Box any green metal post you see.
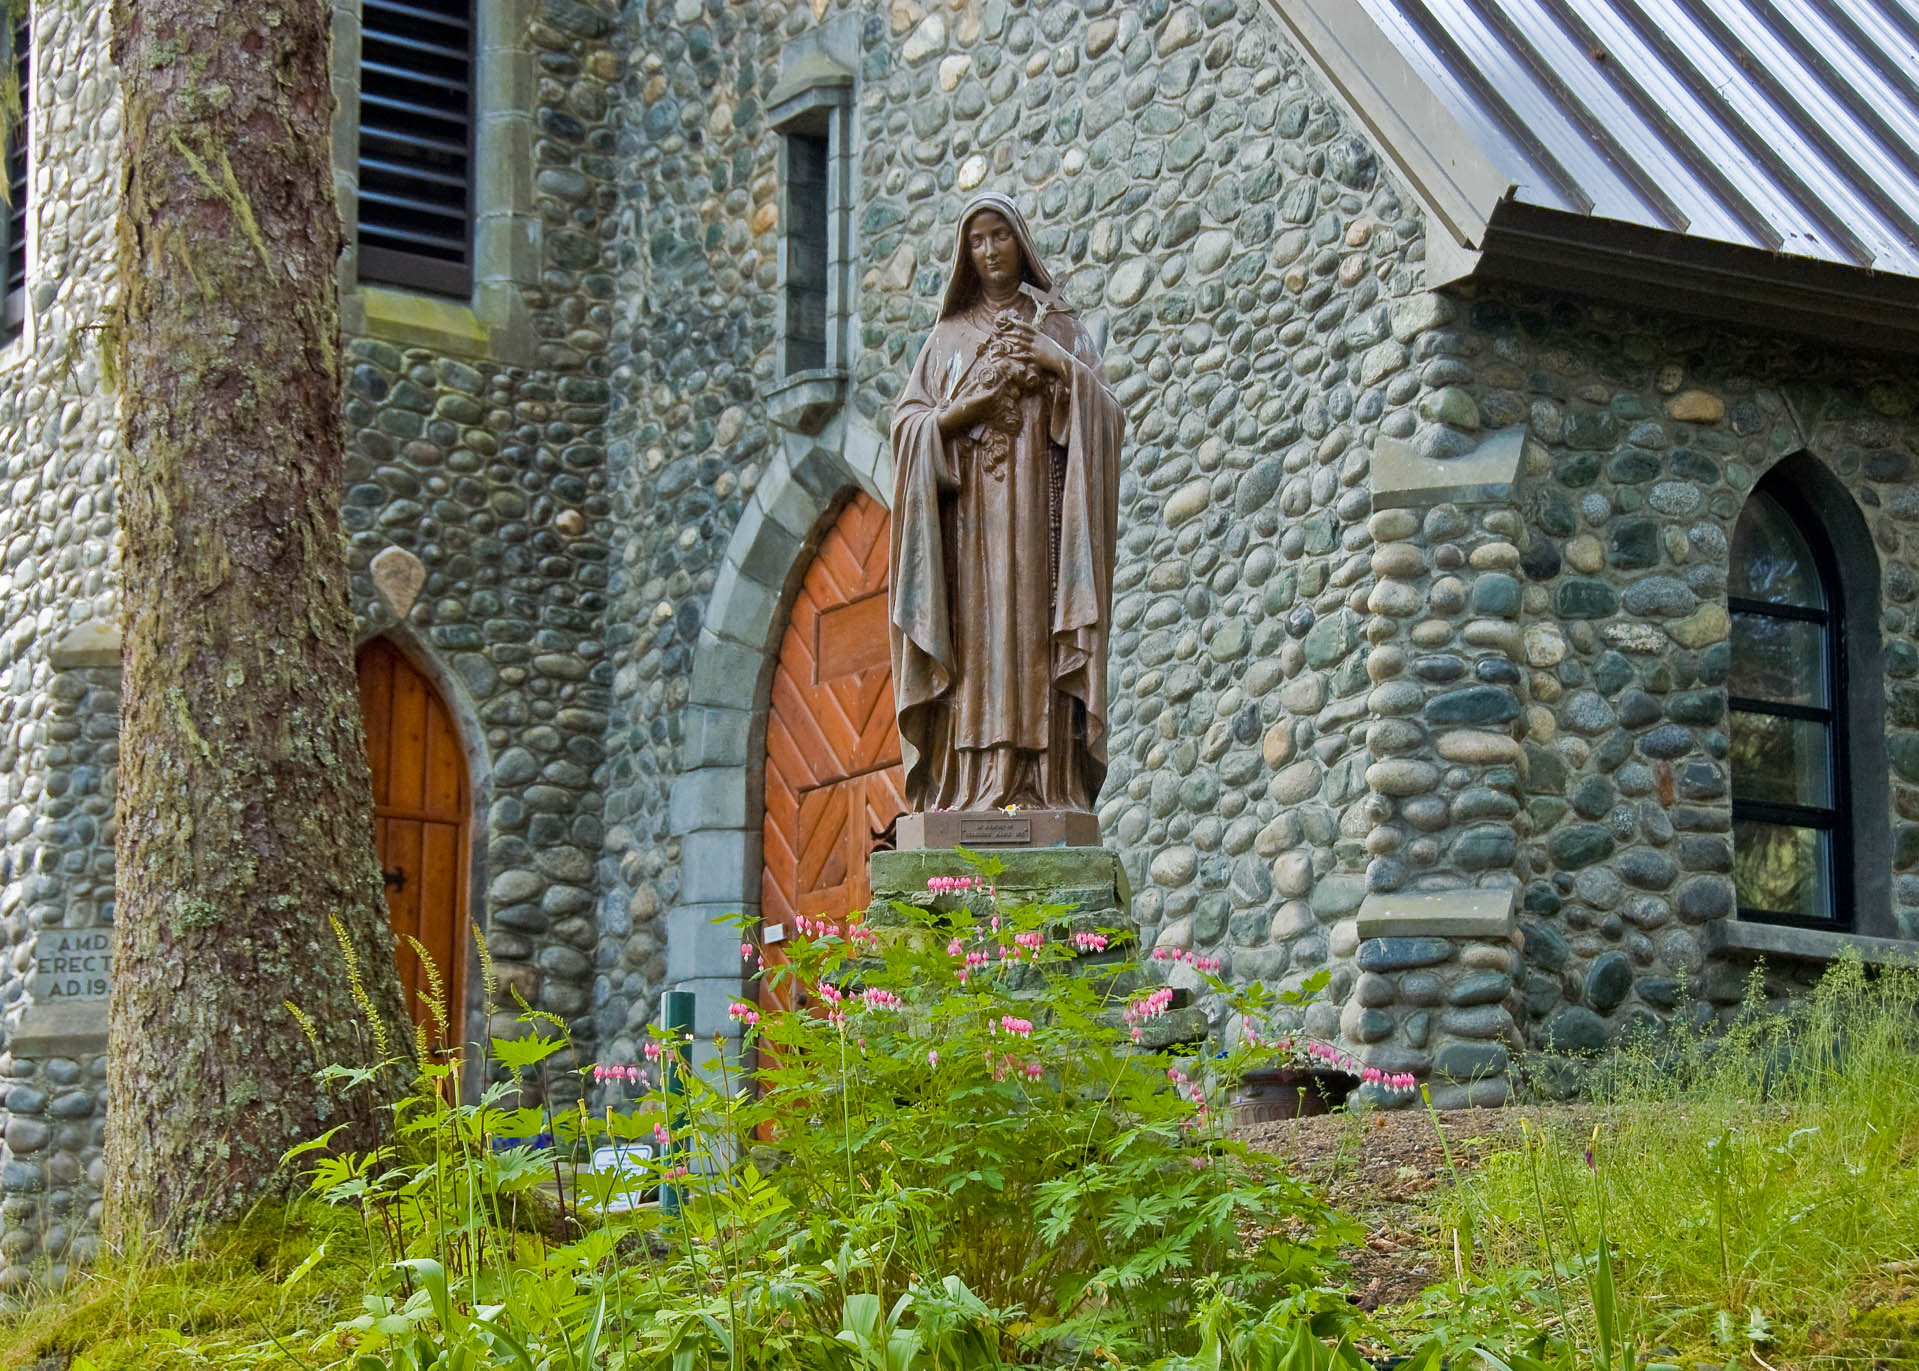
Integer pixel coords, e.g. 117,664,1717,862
659,988,694,1216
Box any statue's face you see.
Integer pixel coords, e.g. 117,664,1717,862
965,210,1022,295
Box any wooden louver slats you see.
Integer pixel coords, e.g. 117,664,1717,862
356,0,472,296
359,155,469,190
359,61,471,99
4,10,28,337
361,27,471,64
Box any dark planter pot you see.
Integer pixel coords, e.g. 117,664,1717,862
1232,1066,1360,1124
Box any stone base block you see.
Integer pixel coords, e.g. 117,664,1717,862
870,845,1128,918
1423,1078,1512,1110
1355,884,1516,939
1344,885,1523,1106
895,809,1098,850
8,1000,108,1061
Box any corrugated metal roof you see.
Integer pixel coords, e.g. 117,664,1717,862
1347,0,1919,277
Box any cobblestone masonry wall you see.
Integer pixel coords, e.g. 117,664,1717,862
0,3,126,1288
2,0,1916,1280
0,4,121,1043
602,0,1453,1067
0,1048,105,1288
338,2,626,1052
605,0,1919,1102
1465,295,1919,1053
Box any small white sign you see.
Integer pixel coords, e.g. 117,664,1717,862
583,1142,656,1213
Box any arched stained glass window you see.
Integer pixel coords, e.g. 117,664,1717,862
1728,485,1847,926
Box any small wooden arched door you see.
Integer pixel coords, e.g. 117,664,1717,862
358,638,471,1046
761,493,907,1008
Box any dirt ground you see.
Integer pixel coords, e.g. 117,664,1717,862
1239,1107,1565,1311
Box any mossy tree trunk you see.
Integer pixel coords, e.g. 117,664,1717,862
104,0,410,1251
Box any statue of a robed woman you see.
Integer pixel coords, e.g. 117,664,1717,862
889,193,1125,823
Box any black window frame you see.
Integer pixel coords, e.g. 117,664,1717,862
1728,478,1852,930
354,0,475,299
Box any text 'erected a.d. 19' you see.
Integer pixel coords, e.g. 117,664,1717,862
32,929,111,1002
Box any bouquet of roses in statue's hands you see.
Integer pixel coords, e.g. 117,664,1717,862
976,311,1050,398
948,312,1048,475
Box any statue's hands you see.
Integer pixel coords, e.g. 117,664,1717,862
1000,319,1074,378
937,386,998,436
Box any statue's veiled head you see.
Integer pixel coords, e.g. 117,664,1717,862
940,192,1056,317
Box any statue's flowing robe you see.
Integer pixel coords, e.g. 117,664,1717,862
889,297,1124,812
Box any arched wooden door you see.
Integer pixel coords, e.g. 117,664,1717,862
358,638,471,1046
760,493,906,1009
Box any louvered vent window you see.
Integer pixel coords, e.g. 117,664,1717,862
356,0,473,297
3,8,28,340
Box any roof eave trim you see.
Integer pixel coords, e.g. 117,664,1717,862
1480,202,1919,357
1265,0,1512,257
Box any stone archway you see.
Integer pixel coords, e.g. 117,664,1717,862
664,419,889,1036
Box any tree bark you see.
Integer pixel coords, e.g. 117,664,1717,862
104,0,410,1250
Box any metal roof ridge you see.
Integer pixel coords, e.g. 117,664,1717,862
1264,0,1919,348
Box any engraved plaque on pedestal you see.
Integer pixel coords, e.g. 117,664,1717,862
895,809,1099,850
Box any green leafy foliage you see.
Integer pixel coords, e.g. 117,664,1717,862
14,898,1910,1367
265,856,1363,1367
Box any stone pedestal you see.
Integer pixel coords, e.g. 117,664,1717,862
870,845,1129,921
894,809,1099,851
1346,885,1521,1108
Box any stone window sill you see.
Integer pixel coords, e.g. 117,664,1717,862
344,283,533,367
1703,919,1916,965
348,285,489,355
765,369,847,436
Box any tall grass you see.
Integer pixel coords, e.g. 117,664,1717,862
1437,955,1919,1367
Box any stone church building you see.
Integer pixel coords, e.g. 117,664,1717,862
0,0,1916,1276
